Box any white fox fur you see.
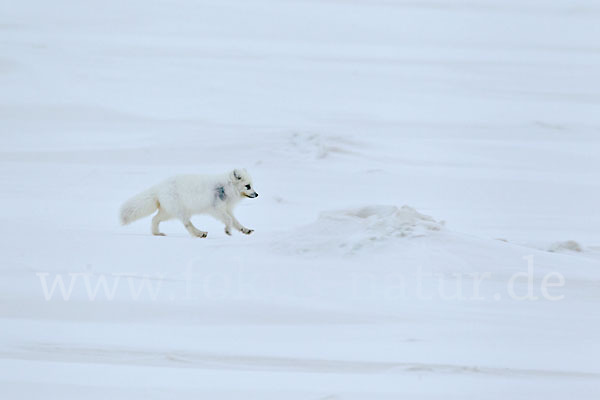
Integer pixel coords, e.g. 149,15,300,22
120,169,258,237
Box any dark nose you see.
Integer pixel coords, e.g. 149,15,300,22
253,192,259,198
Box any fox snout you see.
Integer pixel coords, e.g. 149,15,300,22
242,191,258,199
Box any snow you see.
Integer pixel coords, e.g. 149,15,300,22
1,0,600,398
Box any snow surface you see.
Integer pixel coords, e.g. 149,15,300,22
1,0,600,398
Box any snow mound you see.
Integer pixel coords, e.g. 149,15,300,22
548,240,583,253
277,205,444,256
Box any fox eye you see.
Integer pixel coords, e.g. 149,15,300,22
245,184,251,190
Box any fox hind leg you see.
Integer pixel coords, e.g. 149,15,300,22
182,219,208,238
164,200,207,238
152,207,171,236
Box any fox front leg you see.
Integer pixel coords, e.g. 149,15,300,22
229,213,253,235
212,210,234,236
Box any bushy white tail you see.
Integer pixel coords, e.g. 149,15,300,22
120,187,159,225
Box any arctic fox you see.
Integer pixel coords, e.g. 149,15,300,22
120,169,258,237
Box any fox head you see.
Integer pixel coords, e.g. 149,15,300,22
230,168,258,199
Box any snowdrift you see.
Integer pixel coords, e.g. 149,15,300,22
276,205,444,255
548,240,583,253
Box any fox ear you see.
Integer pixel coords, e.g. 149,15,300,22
231,169,242,180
